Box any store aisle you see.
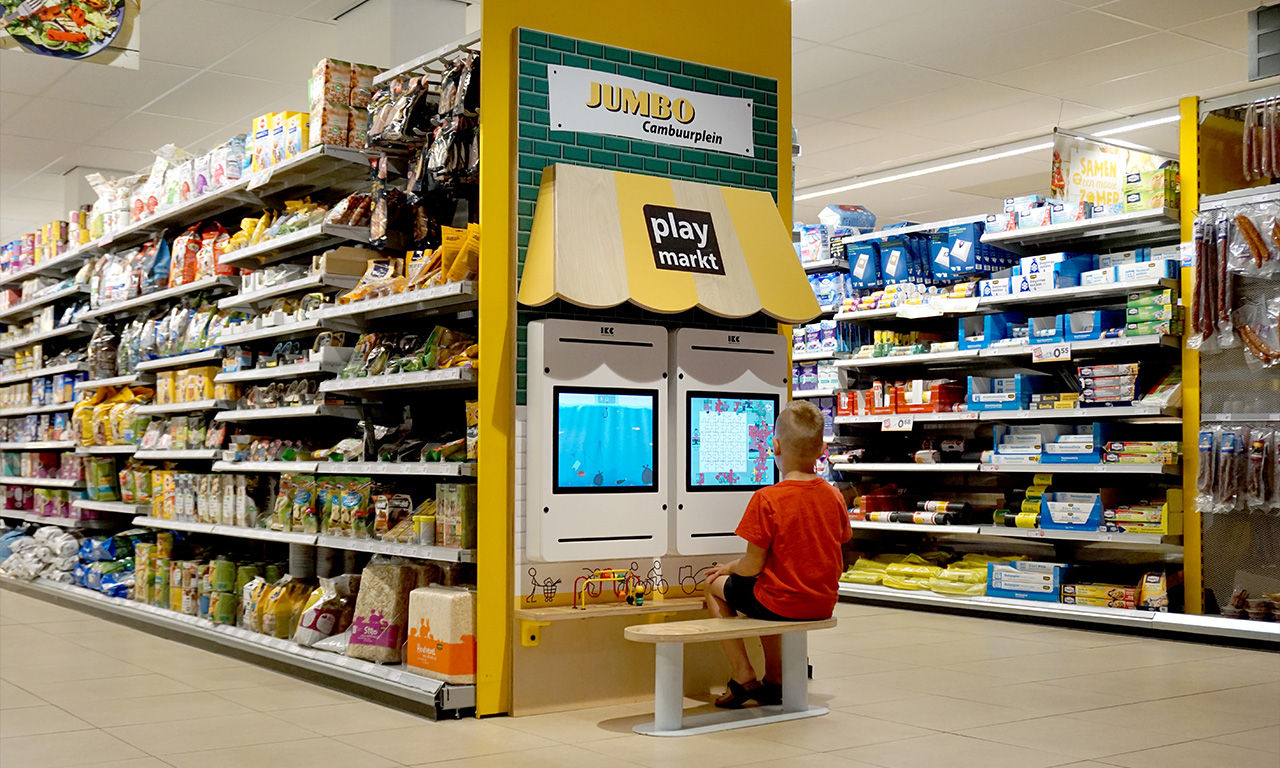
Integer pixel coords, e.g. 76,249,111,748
2,591,1277,768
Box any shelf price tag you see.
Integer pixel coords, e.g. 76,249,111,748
881,415,914,432
1031,343,1071,363
248,168,274,190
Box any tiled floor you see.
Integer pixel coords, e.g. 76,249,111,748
2,590,1278,768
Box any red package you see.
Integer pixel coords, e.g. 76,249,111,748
170,224,201,287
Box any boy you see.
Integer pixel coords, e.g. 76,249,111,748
703,399,850,708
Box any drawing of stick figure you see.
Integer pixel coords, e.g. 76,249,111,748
526,568,562,604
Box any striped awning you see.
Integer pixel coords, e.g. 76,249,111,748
517,163,821,324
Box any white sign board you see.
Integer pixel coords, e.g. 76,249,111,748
547,64,755,157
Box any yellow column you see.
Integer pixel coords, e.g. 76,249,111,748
1178,96,1202,614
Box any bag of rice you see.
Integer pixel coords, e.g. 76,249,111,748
405,585,476,684
347,558,415,663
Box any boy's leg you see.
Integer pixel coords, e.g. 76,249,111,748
707,575,756,684
760,634,782,686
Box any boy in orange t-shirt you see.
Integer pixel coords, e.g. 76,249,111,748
703,400,851,708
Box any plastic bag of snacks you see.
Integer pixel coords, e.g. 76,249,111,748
293,573,360,647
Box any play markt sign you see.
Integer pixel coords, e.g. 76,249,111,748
547,64,755,157
643,204,724,275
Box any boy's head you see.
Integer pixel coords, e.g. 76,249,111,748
772,400,825,473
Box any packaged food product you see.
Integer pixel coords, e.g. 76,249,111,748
347,558,416,663
293,573,360,647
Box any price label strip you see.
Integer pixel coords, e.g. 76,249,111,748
881,415,915,432
1031,343,1071,363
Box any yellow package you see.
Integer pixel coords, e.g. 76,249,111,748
445,224,480,283
250,211,273,245
431,226,467,285
337,257,400,304
929,578,986,596
407,250,442,290
885,561,942,578
156,371,174,405
838,569,884,585
882,574,932,591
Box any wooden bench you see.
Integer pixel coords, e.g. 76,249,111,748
624,615,836,736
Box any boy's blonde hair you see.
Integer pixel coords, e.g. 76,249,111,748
775,400,826,459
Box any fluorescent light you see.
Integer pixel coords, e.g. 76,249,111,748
795,112,1182,202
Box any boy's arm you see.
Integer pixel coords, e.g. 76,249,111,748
735,543,768,577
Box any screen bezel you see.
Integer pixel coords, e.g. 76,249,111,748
685,390,779,493
552,385,660,495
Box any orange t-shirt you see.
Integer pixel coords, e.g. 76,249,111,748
735,478,849,620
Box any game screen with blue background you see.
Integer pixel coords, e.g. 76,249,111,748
554,388,657,493
688,393,777,491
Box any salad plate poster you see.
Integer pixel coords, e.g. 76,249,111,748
1,0,141,69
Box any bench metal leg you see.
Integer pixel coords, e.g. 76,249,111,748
653,643,684,732
780,631,808,713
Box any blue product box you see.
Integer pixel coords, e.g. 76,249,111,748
958,316,987,351
1028,315,1066,344
819,204,877,232
983,312,1026,348
848,241,882,288
879,236,911,284
966,374,1047,411
987,561,1070,602
1065,310,1125,341
1115,259,1178,282
1039,490,1116,530
1040,423,1109,464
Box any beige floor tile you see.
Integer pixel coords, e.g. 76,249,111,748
944,645,1176,683
956,714,1188,760
0,728,147,768
338,719,560,764
88,642,248,674
840,692,1036,731
807,674,924,709
1209,725,1280,754
808,650,915,678
0,654,152,686
27,618,112,635
409,743,649,768
213,679,360,711
742,754,885,768
1045,659,1280,698
814,626,958,651
844,665,1018,694
1206,648,1280,672
944,681,1153,715
835,732,1074,768
1103,739,1280,768
272,699,436,735
163,736,400,768
747,709,935,751
0,703,95,737
577,731,812,768
1069,696,1280,738
105,711,316,755
28,672,197,706
492,704,642,743
59,690,255,728
850,636,1071,668
1169,682,1280,716
163,663,293,691
1013,627,1145,649
0,679,44,709
93,759,173,768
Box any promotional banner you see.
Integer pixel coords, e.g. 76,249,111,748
1050,129,1176,215
1,0,141,69
547,64,755,157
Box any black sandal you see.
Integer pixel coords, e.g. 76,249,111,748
755,680,782,705
714,678,763,709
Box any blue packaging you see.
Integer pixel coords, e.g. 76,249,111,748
818,204,877,232
1065,310,1125,341
847,241,881,288
986,561,1070,602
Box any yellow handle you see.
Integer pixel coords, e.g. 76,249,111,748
645,611,676,624
519,620,552,647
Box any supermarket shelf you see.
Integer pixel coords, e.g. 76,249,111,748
0,477,84,489
833,307,899,322
135,349,224,372
375,30,481,85
1202,412,1280,423
213,461,319,474
980,208,1180,255
834,412,979,426
0,284,88,323
1199,184,1280,211
76,373,155,391
842,214,988,245
792,350,848,363
135,400,232,417
0,513,114,530
318,281,478,328
218,273,361,311
835,335,1180,370
792,389,839,399
834,349,977,369
75,445,138,456
133,449,221,461
0,242,100,289
850,520,983,534
319,367,477,397
72,499,150,516
131,517,216,535
80,276,240,322
0,361,89,386
218,222,369,270
981,462,1181,475
979,527,1180,546
984,405,1180,422
0,403,75,417
214,359,344,384
217,318,330,346
833,463,982,473
995,335,1181,357
802,258,848,273
214,404,363,422
0,577,471,717
314,461,476,478
838,582,1280,643
0,441,75,451
0,322,93,356
316,534,475,563
213,525,317,545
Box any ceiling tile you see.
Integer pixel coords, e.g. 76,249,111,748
838,81,1042,134
2,98,130,146
912,155,1052,194
1096,0,1259,30
0,194,68,220
206,0,317,14
140,0,281,69
0,136,64,174
907,97,1110,144
1174,11,1248,50
795,120,886,155
211,17,338,85
1059,51,1249,112
1,172,65,201
91,112,224,154
144,72,297,124
797,133,963,177
0,51,75,96
792,45,886,93
955,172,1051,199
0,91,31,122
52,146,157,177
992,32,1222,97
53,61,199,112
792,0,933,45
295,0,367,22
1,217,46,242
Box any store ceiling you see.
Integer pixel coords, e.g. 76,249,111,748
1,0,1277,242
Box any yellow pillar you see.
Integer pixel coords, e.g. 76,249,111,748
1178,96,1202,614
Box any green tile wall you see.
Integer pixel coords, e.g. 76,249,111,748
514,29,781,404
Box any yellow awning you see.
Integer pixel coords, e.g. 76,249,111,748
517,163,821,324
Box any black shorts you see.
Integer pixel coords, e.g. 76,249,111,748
723,575,804,621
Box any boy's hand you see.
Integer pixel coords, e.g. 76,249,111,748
704,561,735,583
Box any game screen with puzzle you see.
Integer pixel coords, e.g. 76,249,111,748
553,387,658,493
687,392,778,492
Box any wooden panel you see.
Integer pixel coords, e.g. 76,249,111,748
516,597,705,623
626,616,837,643
552,164,630,308
674,183,763,319
615,169,700,314
721,185,822,324
515,167,559,307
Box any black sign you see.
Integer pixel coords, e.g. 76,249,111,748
642,204,724,275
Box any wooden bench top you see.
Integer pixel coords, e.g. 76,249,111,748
625,616,836,643
514,597,705,623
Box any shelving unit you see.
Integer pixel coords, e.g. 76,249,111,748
0,241,103,289
79,276,240,322
0,477,84,489
72,499,150,516
319,367,477,397
0,362,89,386
0,441,75,451
135,400,233,417
0,322,93,356
848,519,1179,547
0,284,89,323
135,349,224,372
75,445,138,456
0,512,114,530
792,350,847,363
213,404,363,422
218,222,370,270
834,335,1178,370
217,273,361,311
318,281,478,328
214,359,344,384
0,403,75,417
133,449,222,461
76,373,155,391
217,317,331,346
